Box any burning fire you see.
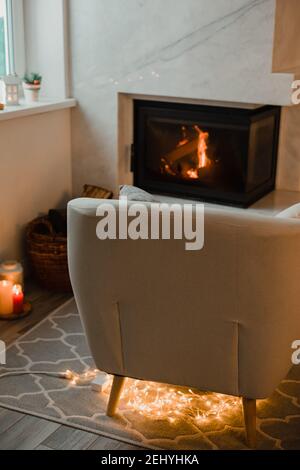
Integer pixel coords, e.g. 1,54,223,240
177,126,189,148
161,125,212,180
195,126,209,169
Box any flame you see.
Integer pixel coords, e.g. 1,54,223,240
177,126,189,148
194,125,209,169
161,125,212,180
183,127,210,179
186,169,199,179
12,284,23,295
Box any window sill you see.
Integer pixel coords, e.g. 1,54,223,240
0,98,76,121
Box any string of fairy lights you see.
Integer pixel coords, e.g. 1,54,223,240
64,370,241,425
0,368,241,425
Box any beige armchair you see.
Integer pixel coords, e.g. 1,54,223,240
68,198,300,448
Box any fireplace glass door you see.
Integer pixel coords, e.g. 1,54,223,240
133,100,281,207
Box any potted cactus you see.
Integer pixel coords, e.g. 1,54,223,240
23,73,42,103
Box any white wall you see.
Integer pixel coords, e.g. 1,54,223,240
69,0,293,195
0,109,72,261
24,0,69,99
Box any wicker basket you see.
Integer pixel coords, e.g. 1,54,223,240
26,217,72,292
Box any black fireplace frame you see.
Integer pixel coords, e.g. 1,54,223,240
132,99,281,207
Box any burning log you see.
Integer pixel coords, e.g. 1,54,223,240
161,125,212,180
163,139,198,163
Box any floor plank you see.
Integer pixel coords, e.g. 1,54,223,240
0,408,25,434
88,436,144,451
42,425,98,450
0,414,60,450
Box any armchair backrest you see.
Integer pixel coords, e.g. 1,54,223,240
68,198,300,399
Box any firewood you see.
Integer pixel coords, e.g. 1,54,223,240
163,138,198,163
82,184,113,199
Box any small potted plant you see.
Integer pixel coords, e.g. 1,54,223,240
23,73,42,103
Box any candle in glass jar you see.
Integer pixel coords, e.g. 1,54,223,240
0,280,13,315
12,284,24,314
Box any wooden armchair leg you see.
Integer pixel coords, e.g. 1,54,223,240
242,397,257,449
106,375,126,417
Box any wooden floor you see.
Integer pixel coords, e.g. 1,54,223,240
0,281,142,450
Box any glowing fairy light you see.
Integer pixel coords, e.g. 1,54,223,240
63,369,99,386
63,369,240,426
117,379,241,426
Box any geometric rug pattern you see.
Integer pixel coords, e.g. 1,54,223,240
0,299,300,450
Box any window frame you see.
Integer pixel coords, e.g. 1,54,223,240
3,0,25,77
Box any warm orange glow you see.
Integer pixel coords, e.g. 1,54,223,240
118,380,240,424
65,369,99,386
177,126,189,148
161,125,212,180
64,369,241,426
186,169,199,179
12,284,22,295
194,125,209,169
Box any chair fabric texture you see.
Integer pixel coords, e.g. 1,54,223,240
68,198,300,400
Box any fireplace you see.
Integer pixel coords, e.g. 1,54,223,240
132,100,281,207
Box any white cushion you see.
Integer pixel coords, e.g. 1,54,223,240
119,185,157,202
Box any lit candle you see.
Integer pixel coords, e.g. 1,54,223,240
12,284,24,314
0,280,13,315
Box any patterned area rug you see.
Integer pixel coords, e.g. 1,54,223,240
0,299,300,450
